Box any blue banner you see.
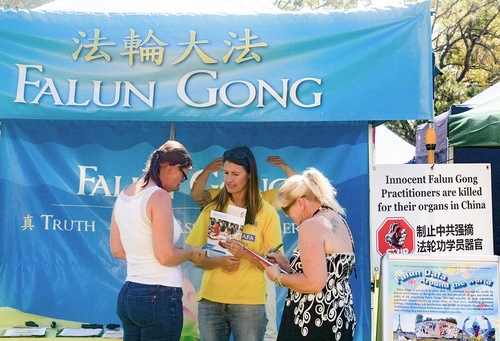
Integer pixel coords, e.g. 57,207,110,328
0,120,370,339
0,3,432,121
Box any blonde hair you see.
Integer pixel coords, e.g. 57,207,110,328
277,167,345,215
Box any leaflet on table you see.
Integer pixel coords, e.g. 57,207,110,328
56,328,103,337
2,327,46,337
204,206,246,257
101,328,124,338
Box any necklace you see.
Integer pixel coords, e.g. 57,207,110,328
312,205,333,217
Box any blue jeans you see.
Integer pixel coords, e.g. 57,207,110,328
117,281,183,341
198,299,267,341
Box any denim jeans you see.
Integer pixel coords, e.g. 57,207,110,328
117,281,183,341
198,299,267,341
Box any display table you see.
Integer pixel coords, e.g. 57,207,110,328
0,307,121,340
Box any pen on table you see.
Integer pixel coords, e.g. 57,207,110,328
266,243,283,258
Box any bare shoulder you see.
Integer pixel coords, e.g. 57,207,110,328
326,212,347,233
303,212,343,232
147,188,172,211
299,216,328,237
122,182,137,196
324,212,354,253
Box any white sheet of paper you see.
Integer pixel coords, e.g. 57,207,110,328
57,328,102,337
4,327,46,337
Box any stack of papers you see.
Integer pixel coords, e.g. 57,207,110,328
101,329,123,338
2,327,47,337
56,328,103,337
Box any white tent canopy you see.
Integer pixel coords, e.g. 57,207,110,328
35,0,282,14
374,125,415,164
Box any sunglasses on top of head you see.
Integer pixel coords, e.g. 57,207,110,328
223,150,249,160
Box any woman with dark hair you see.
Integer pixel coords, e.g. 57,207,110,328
110,140,206,341
186,146,282,341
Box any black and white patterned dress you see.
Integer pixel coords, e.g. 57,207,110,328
277,250,356,341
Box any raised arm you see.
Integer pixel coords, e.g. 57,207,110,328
266,156,297,177
190,157,223,207
482,316,492,338
462,316,471,337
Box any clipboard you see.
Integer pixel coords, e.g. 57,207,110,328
243,247,289,274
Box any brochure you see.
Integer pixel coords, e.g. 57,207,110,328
2,328,46,337
101,329,123,338
204,206,245,257
56,328,103,337
226,205,246,219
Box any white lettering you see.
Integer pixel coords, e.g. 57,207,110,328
67,79,90,106
41,214,96,232
290,77,322,108
123,81,155,107
77,165,140,197
15,64,42,103
90,175,112,197
77,165,97,195
257,79,288,107
177,69,217,107
33,78,63,105
282,222,299,234
177,69,322,109
15,64,155,107
93,80,121,107
219,80,255,108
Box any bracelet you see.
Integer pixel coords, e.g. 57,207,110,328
275,272,284,287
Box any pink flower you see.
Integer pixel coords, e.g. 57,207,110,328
181,275,200,340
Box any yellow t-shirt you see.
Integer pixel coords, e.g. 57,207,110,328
470,336,484,341
185,199,282,304
206,188,279,210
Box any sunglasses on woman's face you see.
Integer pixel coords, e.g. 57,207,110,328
179,168,188,182
281,198,298,215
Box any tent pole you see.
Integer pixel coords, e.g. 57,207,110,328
170,122,176,140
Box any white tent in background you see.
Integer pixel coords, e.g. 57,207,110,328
35,0,282,13
374,125,415,164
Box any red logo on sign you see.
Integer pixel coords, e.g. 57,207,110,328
376,217,415,256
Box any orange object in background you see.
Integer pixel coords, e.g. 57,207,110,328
425,121,436,164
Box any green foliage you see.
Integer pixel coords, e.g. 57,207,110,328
384,120,422,146
273,0,364,11
399,0,500,144
0,0,50,9
431,0,500,88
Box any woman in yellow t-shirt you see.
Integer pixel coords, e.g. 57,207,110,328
186,146,283,341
